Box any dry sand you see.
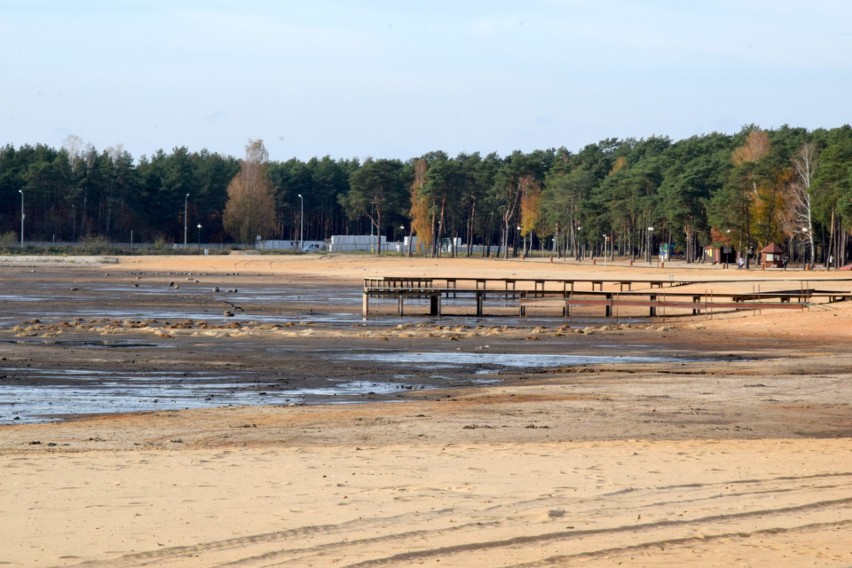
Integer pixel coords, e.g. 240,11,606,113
1,254,850,567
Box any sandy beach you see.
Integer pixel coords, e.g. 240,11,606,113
1,254,850,567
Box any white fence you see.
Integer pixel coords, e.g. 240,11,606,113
329,235,387,252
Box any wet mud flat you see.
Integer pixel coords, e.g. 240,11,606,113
0,263,834,425
0,316,709,424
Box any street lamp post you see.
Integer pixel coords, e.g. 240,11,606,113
603,234,609,266
297,194,304,252
553,223,559,258
18,190,24,247
516,225,522,257
647,226,654,264
725,229,731,267
197,223,202,252
184,193,190,246
576,226,582,260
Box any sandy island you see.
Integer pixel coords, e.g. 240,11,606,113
0,254,850,567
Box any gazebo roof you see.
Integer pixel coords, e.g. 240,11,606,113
760,243,785,253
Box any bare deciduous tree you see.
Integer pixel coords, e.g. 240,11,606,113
62,134,96,239
409,158,431,255
785,142,817,265
499,177,523,259
519,178,541,255
731,128,771,267
732,129,771,164
223,139,277,244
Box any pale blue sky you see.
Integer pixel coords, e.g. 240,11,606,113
2,1,850,162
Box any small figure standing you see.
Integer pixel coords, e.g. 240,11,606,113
737,256,745,269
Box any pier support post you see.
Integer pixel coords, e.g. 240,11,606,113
429,293,441,317
476,290,484,316
362,292,369,318
649,294,656,317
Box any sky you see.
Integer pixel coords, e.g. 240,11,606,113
2,0,850,163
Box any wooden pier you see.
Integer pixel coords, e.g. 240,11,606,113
362,276,852,319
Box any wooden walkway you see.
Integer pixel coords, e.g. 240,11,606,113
362,276,852,319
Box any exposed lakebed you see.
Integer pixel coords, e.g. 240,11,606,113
0,347,683,424
0,266,698,424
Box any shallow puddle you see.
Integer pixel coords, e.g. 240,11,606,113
339,351,676,369
0,349,681,424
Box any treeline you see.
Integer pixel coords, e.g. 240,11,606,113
1,124,850,264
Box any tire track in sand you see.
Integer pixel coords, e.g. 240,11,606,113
64,480,851,567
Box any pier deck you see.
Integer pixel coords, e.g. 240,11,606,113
362,276,852,319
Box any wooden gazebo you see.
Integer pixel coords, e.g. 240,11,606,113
760,243,785,268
